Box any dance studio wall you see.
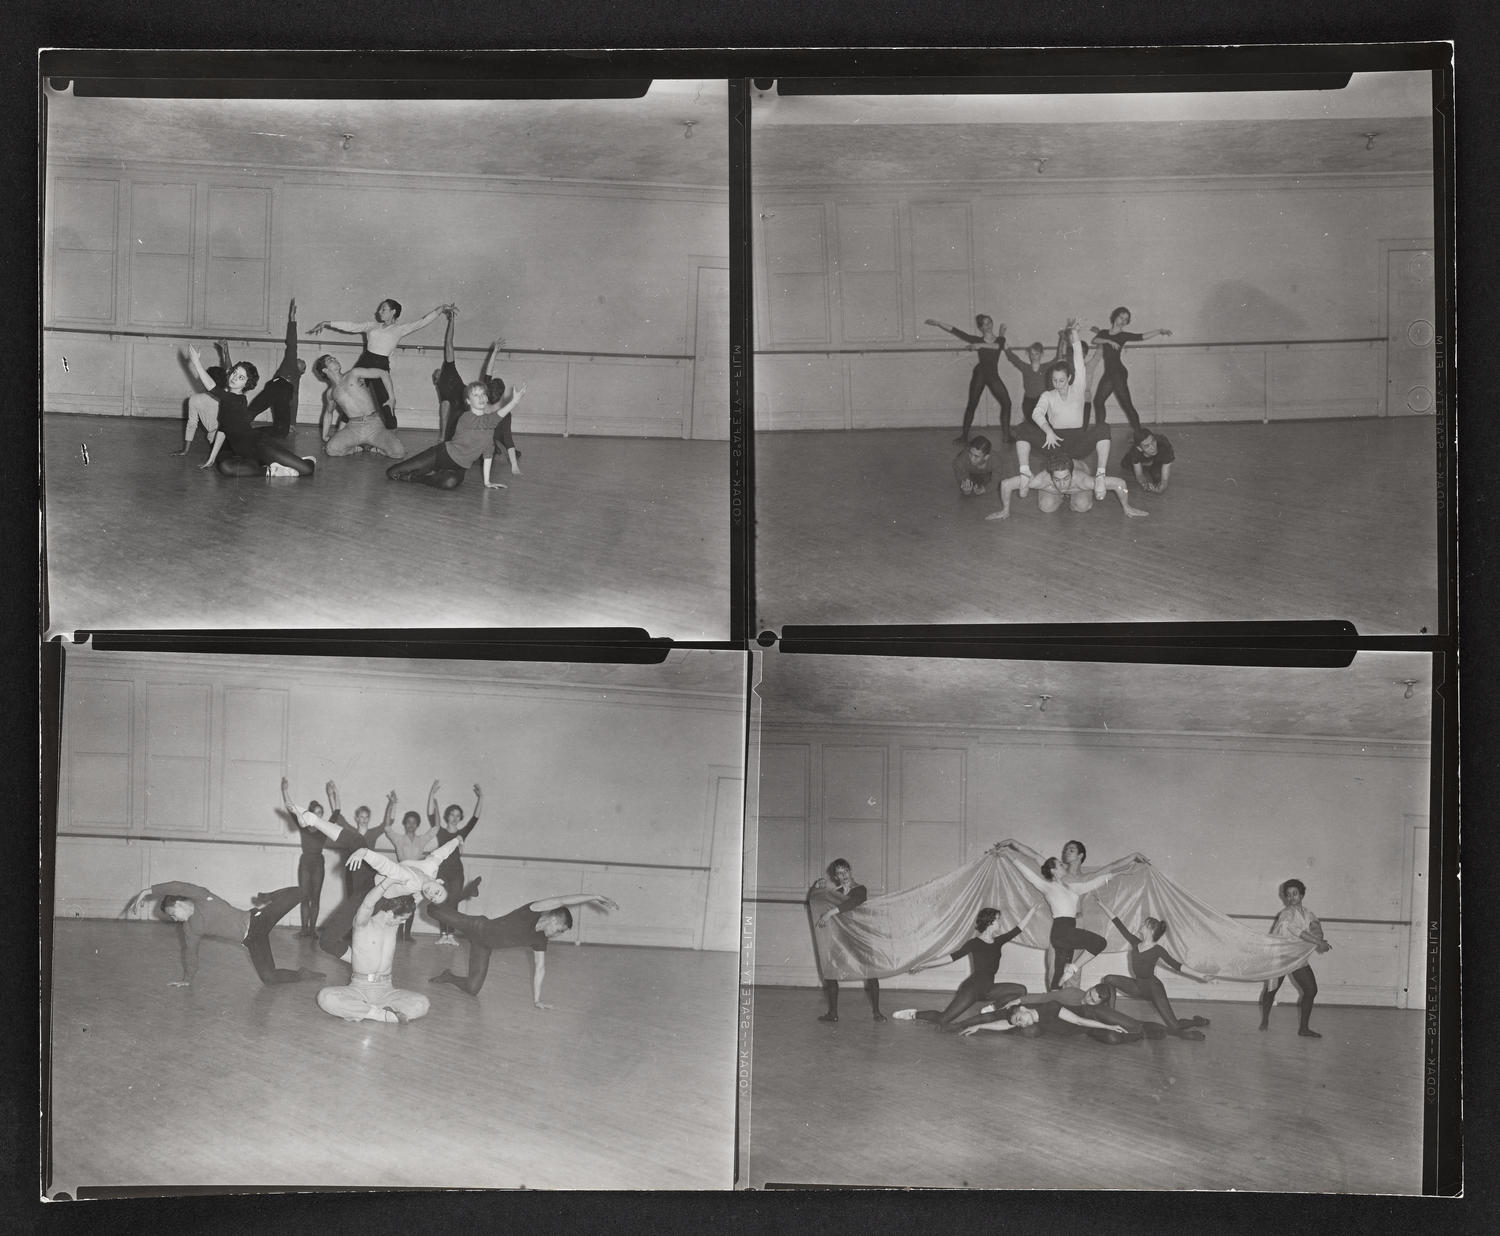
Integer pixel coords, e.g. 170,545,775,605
53,652,745,950
749,726,1429,1006
43,159,728,437
753,175,1434,429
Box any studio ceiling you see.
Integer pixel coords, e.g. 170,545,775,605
44,85,728,187
756,652,1432,744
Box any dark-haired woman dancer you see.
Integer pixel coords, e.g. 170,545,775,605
187,346,315,477
892,903,1039,1028
926,315,1014,445
1259,878,1332,1038
1088,307,1172,430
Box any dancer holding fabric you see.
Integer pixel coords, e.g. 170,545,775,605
809,858,886,1022
891,904,1040,1028
1259,879,1333,1038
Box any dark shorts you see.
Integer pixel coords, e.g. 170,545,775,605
356,350,391,373
1015,420,1111,458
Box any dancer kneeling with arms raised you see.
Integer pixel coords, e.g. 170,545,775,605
316,882,429,1026
892,904,1039,1028
1094,896,1216,1040
387,378,526,491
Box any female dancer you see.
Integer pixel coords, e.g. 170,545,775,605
1259,878,1333,1038
997,840,1147,988
386,378,526,491
809,858,885,1022
171,339,232,456
1094,896,1215,1040
925,315,1014,445
310,298,452,429
954,989,1134,1044
426,780,482,945
431,317,522,477
289,793,328,938
891,904,1039,1029
1088,307,1172,431
327,781,395,904
187,346,315,477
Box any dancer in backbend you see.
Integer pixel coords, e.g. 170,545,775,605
246,298,306,439
326,781,395,904
187,346,316,478
122,882,324,987
1259,878,1333,1038
386,378,527,491
809,858,886,1022
925,315,1013,445
429,893,620,1008
1120,428,1177,493
953,989,1134,1044
1088,307,1173,431
997,840,1148,988
310,298,452,429
1094,897,1215,1040
1011,320,1113,499
171,339,232,457
1003,340,1051,435
986,446,1147,522
314,354,408,459
315,884,429,1026
891,903,1039,1029
425,780,482,945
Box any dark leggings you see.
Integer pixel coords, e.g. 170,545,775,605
296,851,324,935
823,978,882,1017
426,902,519,994
963,367,1013,436
915,980,1026,1027
387,444,465,490
1261,966,1318,1029
356,350,397,429
1091,371,1142,430
1049,917,1107,989
244,887,317,983
1103,973,1192,1032
216,437,314,477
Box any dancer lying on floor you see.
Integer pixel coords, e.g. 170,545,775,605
891,903,1040,1028
122,882,324,987
1095,896,1216,1040
953,988,1134,1044
315,884,429,1026
429,891,620,1007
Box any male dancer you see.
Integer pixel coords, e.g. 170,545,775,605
310,298,452,428
429,890,619,1008
986,447,1148,522
122,882,323,987
315,883,429,1026
313,355,407,459
246,298,307,438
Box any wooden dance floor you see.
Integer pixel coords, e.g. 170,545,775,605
755,419,1439,634
740,986,1425,1192
46,920,736,1192
43,415,730,638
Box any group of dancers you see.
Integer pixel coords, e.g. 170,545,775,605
933,310,1178,522
811,838,1333,1045
121,777,618,1026
173,297,525,492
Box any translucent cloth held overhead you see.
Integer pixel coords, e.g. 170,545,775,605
808,851,1317,983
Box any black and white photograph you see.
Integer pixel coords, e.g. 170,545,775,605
41,77,730,637
740,648,1437,1191
45,643,745,1192
751,69,1442,634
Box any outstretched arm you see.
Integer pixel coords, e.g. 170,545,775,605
309,319,373,336
924,319,982,345
1058,1007,1129,1034
426,780,441,831
530,949,550,1008
392,306,449,341
985,475,1029,521
483,381,526,418
1010,860,1050,894
347,847,403,879
529,893,619,915
992,838,1045,864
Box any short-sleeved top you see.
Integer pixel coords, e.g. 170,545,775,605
1092,330,1146,378
487,904,551,952
1120,435,1176,471
950,928,1021,985
445,408,503,469
1271,903,1320,939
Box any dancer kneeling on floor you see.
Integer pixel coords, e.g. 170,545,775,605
186,345,315,478
315,354,408,459
988,445,1147,521
387,378,526,491
1094,896,1215,1039
892,903,1039,1028
316,882,430,1026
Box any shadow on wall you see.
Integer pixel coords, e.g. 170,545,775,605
1199,281,1309,340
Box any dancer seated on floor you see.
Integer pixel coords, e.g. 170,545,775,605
1120,428,1176,493
809,858,886,1022
1259,878,1333,1039
953,988,1134,1044
386,378,526,491
316,883,429,1026
1011,320,1113,499
995,840,1148,988
171,339,233,456
986,446,1148,521
953,435,996,496
432,313,524,477
187,346,316,478
925,315,1014,445
245,298,306,440
1088,307,1172,432
892,903,1040,1028
1094,896,1215,1040
425,779,482,945
429,891,619,1008
314,354,408,459
310,298,453,429
122,882,324,987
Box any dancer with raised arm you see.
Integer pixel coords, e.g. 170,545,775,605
425,780,482,945
891,903,1039,1028
925,315,1013,445
171,339,232,457
122,882,324,987
326,781,395,904
809,858,886,1022
1259,879,1333,1038
188,345,316,477
1088,307,1172,431
1010,320,1113,499
1095,895,1215,1040
429,893,619,1007
310,297,452,429
386,378,526,491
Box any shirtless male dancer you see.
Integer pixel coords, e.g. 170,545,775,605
310,298,452,429
315,883,430,1025
987,446,1147,522
314,355,408,459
